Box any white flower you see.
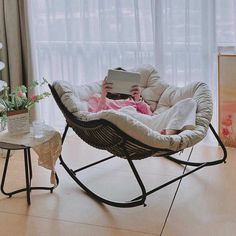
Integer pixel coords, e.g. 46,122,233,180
0,103,5,113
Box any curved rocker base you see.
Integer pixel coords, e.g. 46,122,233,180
59,154,146,208
58,123,227,208
48,79,227,208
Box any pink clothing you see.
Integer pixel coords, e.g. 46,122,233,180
88,94,152,115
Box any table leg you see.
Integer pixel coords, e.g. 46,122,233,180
24,148,31,205
0,147,59,204
1,148,32,199
0,150,11,196
27,148,33,180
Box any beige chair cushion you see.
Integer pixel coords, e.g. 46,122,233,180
53,65,213,152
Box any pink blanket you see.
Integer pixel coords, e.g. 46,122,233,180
88,94,152,115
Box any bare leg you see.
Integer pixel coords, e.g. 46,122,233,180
160,129,180,135
160,129,166,135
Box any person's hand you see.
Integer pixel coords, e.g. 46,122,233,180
101,77,112,100
130,85,141,102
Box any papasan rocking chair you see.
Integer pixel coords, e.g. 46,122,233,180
49,65,227,208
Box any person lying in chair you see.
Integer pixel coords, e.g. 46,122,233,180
88,68,197,135
89,78,152,114
88,67,152,115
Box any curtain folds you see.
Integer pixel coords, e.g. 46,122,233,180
27,0,236,133
0,0,33,88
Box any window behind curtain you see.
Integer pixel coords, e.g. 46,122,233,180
28,0,236,131
216,0,236,47
28,0,154,128
29,0,154,84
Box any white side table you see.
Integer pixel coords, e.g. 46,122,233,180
0,125,61,204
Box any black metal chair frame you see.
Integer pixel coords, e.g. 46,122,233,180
49,84,227,208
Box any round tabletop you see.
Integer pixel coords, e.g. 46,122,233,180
0,125,62,182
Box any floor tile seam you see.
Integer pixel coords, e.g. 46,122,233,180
159,171,186,235
0,210,158,235
159,148,194,235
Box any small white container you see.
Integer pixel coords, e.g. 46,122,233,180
32,120,45,138
7,109,30,135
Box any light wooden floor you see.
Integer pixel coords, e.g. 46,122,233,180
0,136,235,236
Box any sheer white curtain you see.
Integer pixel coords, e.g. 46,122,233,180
152,0,216,85
27,0,154,129
27,0,236,133
28,0,154,82
152,0,218,141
